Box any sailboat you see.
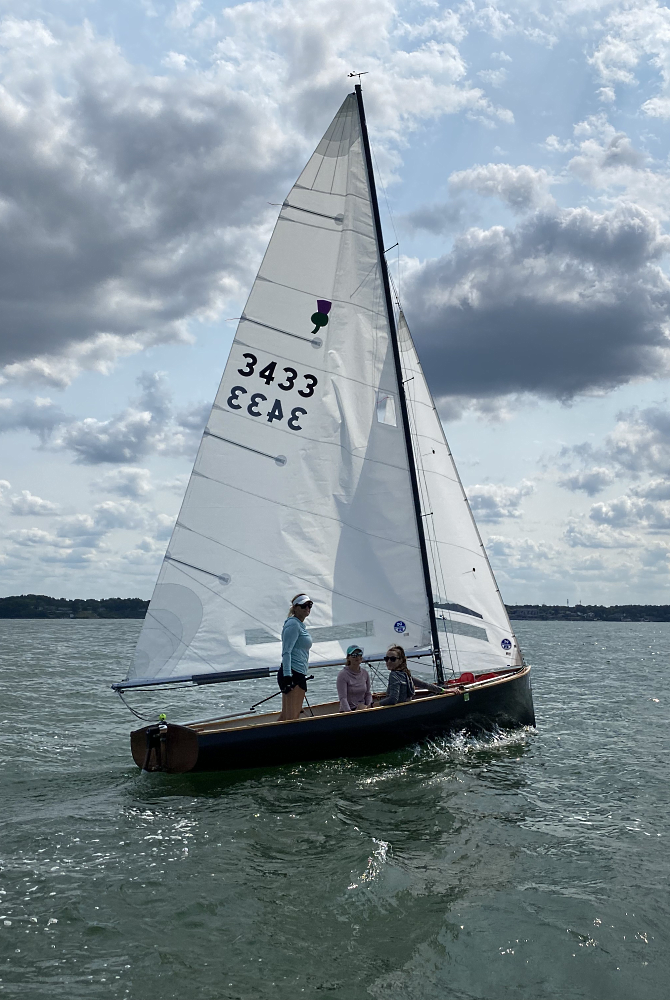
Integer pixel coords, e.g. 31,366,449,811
113,85,535,774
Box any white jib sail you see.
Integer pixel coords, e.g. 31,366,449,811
397,311,523,674
128,94,431,684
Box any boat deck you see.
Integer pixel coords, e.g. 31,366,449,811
187,668,522,736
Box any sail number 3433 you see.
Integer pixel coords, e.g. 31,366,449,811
226,353,318,431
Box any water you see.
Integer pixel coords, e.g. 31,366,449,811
1,620,668,1000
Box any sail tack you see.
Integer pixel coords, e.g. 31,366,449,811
129,94,430,683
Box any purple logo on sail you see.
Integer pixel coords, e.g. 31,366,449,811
501,638,512,650
311,299,331,335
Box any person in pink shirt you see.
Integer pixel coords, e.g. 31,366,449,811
336,646,372,712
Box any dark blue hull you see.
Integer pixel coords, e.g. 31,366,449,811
131,666,535,774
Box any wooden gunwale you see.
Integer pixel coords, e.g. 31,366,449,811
186,665,528,736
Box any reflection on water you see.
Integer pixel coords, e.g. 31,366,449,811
1,620,669,999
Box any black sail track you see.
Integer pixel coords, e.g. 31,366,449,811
354,84,445,684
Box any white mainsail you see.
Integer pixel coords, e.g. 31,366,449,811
127,91,523,687
129,93,431,684
397,311,522,674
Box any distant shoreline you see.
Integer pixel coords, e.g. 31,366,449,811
0,595,149,619
507,605,670,622
0,594,669,623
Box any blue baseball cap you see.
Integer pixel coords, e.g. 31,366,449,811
346,645,364,656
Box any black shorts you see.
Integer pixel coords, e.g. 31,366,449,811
277,669,307,692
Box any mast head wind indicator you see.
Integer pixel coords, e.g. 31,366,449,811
348,71,369,83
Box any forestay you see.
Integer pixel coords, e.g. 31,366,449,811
127,94,431,685
397,311,522,674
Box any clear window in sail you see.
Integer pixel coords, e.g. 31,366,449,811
376,391,397,426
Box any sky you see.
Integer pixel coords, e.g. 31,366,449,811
2,0,670,605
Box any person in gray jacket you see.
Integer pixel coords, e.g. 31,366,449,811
378,645,415,705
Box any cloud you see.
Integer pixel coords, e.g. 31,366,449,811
631,478,670,501
93,467,153,498
560,405,670,490
10,490,60,515
159,473,189,496
39,548,102,566
92,500,149,531
558,467,616,496
565,115,670,221
564,518,637,549
588,495,641,527
466,479,535,521
471,4,516,39
59,409,155,466
486,534,556,562
559,407,670,533
0,397,71,440
121,536,166,569
405,162,555,236
589,495,670,530
543,133,573,154
405,203,670,402
570,554,609,574
434,392,534,423
0,17,296,386
400,201,472,236
212,0,513,138
1,483,174,579
639,540,670,568
0,7,513,387
600,405,670,476
57,371,206,464
55,514,106,548
564,404,670,481
6,527,66,547
569,117,646,175
590,2,670,117
154,513,177,539
2,336,150,392
168,0,202,30
477,68,508,88
485,534,567,591
449,162,555,213
175,401,210,437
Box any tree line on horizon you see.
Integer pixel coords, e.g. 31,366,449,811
0,594,669,622
0,594,149,618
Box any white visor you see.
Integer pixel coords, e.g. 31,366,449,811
292,594,311,606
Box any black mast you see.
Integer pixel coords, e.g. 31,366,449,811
355,84,444,684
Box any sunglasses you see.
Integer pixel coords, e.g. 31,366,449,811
297,601,313,608
384,655,399,662
350,651,363,657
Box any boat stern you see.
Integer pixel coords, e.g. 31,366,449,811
130,722,199,773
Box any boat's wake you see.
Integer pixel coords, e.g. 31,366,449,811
418,723,535,762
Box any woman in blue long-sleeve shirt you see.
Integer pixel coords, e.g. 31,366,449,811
277,594,313,721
